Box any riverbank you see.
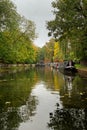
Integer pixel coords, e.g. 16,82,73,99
76,65,87,78
0,64,35,74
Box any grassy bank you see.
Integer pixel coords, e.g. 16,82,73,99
75,64,87,77
75,64,87,71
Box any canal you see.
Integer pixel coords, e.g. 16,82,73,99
0,67,87,130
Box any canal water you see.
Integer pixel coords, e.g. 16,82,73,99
0,67,87,130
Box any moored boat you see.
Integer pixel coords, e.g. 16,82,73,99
59,60,77,73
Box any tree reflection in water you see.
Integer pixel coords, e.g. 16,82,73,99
0,69,38,130
48,73,87,130
0,94,38,130
19,95,37,122
48,104,87,130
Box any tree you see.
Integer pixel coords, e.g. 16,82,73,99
0,0,20,31
43,38,55,62
53,41,63,62
0,0,37,64
47,0,87,62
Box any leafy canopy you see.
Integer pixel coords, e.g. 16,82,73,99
47,0,87,61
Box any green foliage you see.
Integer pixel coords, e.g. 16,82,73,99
0,0,37,64
47,0,87,62
43,38,55,62
0,0,20,31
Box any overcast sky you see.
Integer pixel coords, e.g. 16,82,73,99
12,0,54,47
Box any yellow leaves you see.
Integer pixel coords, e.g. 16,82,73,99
54,41,60,56
53,41,63,61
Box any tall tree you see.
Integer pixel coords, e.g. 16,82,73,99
0,0,20,31
0,0,37,64
53,41,63,62
43,38,55,62
47,0,87,62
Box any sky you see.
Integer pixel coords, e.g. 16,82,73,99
12,0,54,47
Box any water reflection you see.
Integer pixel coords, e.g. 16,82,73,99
60,73,87,108
0,68,38,130
0,94,37,130
0,67,87,130
48,104,87,130
48,70,87,130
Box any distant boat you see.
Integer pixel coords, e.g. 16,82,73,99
59,60,77,73
35,62,45,67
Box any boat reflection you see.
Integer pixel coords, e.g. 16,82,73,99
48,72,87,130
